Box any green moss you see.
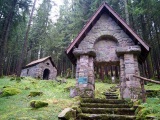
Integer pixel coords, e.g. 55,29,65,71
146,90,160,97
133,100,141,107
30,100,48,108
0,87,21,97
16,77,21,82
10,77,15,81
146,114,158,120
64,86,75,92
28,91,43,97
136,108,151,120
72,106,82,113
3,85,12,88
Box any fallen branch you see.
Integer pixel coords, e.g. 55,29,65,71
133,75,160,84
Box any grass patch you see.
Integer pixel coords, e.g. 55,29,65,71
0,77,75,120
145,83,160,90
136,98,160,119
135,84,160,119
95,82,115,98
0,76,114,120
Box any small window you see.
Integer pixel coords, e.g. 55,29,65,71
27,69,29,74
46,63,49,65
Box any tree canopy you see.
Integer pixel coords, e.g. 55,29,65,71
0,0,159,79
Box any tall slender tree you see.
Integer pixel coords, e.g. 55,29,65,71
16,0,37,76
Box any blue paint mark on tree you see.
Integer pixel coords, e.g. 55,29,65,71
78,77,88,84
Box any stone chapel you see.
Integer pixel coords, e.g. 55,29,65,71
66,3,150,99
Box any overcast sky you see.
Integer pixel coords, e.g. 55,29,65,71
35,0,64,22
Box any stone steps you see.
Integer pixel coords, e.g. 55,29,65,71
81,98,125,104
78,113,136,120
80,107,135,115
105,91,119,99
106,96,118,99
80,103,131,108
77,87,136,120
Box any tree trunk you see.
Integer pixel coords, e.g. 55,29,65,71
111,66,113,77
0,0,18,76
115,66,119,78
16,0,37,76
105,66,108,77
124,0,130,25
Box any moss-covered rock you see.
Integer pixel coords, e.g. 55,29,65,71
146,114,158,120
72,106,82,113
24,87,30,90
0,87,21,97
10,77,15,81
3,85,12,88
16,77,21,82
133,100,141,109
28,91,43,97
30,100,48,108
58,108,76,120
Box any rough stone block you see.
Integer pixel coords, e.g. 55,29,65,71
70,87,77,98
125,68,135,74
58,108,76,120
116,46,141,55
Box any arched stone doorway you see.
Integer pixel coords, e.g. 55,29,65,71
43,69,50,80
94,35,119,65
94,35,120,82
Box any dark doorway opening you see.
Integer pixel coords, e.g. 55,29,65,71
43,69,50,80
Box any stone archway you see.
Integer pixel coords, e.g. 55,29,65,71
94,35,119,65
94,35,120,83
43,69,50,80
73,34,142,99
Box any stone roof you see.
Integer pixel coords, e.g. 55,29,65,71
23,56,56,69
66,2,150,64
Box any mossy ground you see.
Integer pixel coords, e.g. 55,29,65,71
134,83,160,119
0,76,115,120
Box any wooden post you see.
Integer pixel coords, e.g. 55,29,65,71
140,80,146,103
133,75,160,103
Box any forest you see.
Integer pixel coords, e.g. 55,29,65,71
0,0,160,80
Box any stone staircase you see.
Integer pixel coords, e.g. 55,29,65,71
77,88,136,120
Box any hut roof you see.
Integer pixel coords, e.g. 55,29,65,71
66,2,150,64
23,56,56,69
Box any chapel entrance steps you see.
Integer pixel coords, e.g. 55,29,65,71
77,87,136,120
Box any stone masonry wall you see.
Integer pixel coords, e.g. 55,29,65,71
75,55,95,97
21,59,57,80
73,13,141,99
21,65,38,78
94,39,119,64
78,13,134,51
38,59,57,80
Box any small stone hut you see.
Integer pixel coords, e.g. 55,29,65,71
21,56,57,80
66,3,150,99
